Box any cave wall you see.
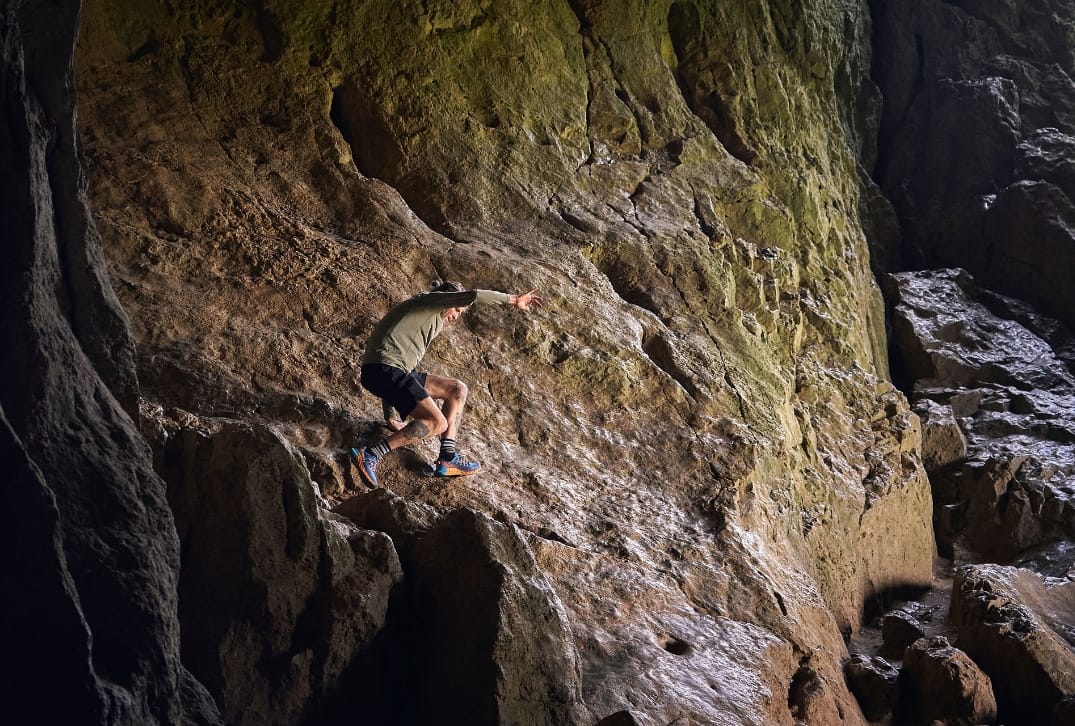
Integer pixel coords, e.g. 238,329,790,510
871,0,1075,328
0,1,212,723
2,0,949,723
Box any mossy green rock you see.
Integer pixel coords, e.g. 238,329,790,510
77,1,932,723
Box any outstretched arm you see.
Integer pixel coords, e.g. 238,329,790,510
423,288,543,310
509,289,542,311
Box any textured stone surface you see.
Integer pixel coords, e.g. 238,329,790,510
914,399,968,472
843,654,899,722
951,564,1075,724
871,0,1075,328
149,412,403,726
70,1,936,722
879,610,926,659
1,3,217,724
889,268,1075,560
334,492,586,724
408,508,586,725
900,635,997,726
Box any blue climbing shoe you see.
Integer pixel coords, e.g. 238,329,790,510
351,446,380,488
434,452,481,477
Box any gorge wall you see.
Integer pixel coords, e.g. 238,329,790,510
1,0,1070,724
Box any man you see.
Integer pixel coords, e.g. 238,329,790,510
352,280,542,487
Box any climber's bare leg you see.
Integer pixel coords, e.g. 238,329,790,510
423,374,469,441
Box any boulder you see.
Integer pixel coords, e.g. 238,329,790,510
843,655,899,722
155,417,403,726
880,610,926,659
913,400,967,471
333,487,439,564
335,493,587,724
950,565,1075,724
405,508,586,726
947,389,984,419
900,636,997,725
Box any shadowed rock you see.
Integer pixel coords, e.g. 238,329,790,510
888,269,1075,560
872,0,1075,328
1056,694,1075,726
880,610,926,659
334,491,587,724
844,655,899,722
900,636,997,726
153,416,402,726
950,565,1075,724
1,4,217,723
407,508,586,725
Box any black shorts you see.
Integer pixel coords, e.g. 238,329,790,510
360,363,429,419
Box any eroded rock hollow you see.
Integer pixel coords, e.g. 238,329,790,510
3,0,1072,724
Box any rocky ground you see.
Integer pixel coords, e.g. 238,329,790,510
850,268,1075,725
2,0,1073,724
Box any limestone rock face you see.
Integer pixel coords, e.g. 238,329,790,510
950,565,1075,724
871,0,1075,328
1,4,217,724
64,0,936,721
148,412,403,726
408,508,585,725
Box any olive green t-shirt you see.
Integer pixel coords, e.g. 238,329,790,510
362,289,510,372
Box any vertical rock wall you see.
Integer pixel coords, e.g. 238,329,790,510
71,0,936,723
0,1,212,723
0,0,954,723
871,0,1075,327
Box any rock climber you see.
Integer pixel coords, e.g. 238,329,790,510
351,280,542,487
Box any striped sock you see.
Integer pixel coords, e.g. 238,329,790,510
369,440,391,458
439,438,456,460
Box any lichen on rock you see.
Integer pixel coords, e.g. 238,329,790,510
0,0,975,722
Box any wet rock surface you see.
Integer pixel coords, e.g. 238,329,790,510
871,0,1075,329
914,400,968,473
70,0,937,722
888,268,1075,561
951,565,1075,725
900,635,997,725
880,268,1075,723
